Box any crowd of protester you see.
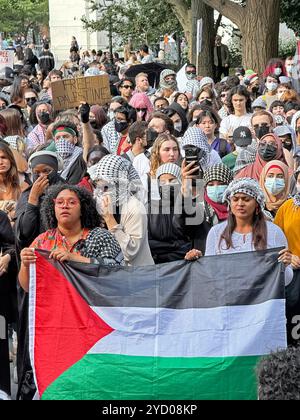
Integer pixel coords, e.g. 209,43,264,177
0,34,300,400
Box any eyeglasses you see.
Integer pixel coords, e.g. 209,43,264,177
220,93,228,98
121,85,134,90
25,97,37,102
53,198,80,208
186,71,196,75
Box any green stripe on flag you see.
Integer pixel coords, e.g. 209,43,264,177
42,354,260,400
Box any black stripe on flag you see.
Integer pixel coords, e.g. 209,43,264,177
39,248,285,310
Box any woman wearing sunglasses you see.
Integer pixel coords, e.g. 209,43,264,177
19,185,124,292
118,78,135,102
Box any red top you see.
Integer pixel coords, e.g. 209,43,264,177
117,136,131,156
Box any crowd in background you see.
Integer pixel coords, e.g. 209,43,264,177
0,33,300,400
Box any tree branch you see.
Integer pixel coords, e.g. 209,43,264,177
214,12,223,36
202,0,243,26
165,0,191,26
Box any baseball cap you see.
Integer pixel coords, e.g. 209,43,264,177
232,126,253,147
0,67,15,82
252,97,267,110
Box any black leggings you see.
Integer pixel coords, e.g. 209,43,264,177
0,315,10,397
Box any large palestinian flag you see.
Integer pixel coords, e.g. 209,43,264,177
29,249,287,400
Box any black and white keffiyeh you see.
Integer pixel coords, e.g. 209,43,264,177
89,154,140,183
88,155,142,206
80,227,124,266
203,164,233,186
223,177,266,210
156,163,182,182
182,127,210,170
101,121,122,154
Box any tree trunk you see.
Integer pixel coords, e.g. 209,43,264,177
202,0,281,75
191,0,214,76
241,0,280,74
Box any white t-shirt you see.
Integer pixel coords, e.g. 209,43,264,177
220,114,253,138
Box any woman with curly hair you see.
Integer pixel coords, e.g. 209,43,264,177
19,185,124,292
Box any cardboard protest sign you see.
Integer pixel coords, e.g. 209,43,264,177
52,75,111,111
0,50,14,70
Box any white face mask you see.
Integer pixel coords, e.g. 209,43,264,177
266,82,278,92
174,122,182,133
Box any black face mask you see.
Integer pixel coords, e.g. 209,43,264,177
258,144,277,162
146,128,159,148
90,120,99,129
115,120,129,133
255,125,270,140
39,111,51,125
27,98,37,108
283,141,293,152
200,99,213,107
32,171,57,185
47,171,58,185
32,174,40,183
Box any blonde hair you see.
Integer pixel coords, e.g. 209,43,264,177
150,134,180,177
135,72,148,83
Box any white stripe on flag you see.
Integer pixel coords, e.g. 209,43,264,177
89,300,287,358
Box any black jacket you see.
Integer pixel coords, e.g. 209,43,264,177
0,211,17,320
15,174,66,250
38,50,55,73
148,200,191,264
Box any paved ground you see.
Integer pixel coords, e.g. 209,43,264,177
10,363,17,400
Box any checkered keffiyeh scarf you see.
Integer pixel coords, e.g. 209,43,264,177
101,121,122,154
82,228,124,266
156,163,182,182
234,142,258,175
89,155,140,183
223,177,266,211
203,164,234,186
3,135,24,151
88,155,142,206
182,127,210,170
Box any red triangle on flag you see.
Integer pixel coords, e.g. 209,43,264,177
32,253,114,396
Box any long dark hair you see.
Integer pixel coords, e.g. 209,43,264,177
0,141,21,196
219,207,267,252
227,86,252,115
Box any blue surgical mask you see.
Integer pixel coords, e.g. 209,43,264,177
265,178,286,196
266,82,278,92
207,185,227,203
